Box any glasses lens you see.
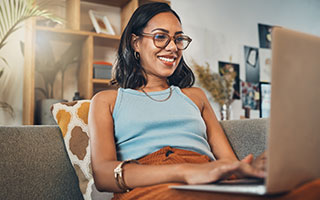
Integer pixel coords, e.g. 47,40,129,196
154,33,170,48
175,35,190,50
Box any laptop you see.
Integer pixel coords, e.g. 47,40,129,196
170,27,320,195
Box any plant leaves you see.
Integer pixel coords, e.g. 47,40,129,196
0,101,15,118
19,41,24,56
0,68,4,78
193,60,235,106
0,56,8,66
0,0,64,51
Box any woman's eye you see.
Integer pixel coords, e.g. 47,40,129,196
154,34,167,40
176,37,184,41
175,36,186,43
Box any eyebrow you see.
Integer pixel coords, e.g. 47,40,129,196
151,28,184,35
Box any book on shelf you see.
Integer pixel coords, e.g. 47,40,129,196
93,61,113,80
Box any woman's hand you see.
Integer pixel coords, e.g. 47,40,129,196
251,151,267,171
241,152,267,171
180,159,266,185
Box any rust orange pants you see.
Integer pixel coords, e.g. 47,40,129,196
113,146,320,200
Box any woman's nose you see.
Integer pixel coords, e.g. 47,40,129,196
165,39,178,51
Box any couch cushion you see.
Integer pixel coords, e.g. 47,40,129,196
0,125,83,200
220,118,268,159
51,100,112,200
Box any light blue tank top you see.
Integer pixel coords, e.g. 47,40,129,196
112,85,215,161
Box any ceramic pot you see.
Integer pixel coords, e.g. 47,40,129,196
37,99,66,125
220,104,231,120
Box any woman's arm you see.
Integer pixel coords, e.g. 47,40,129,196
89,89,264,193
88,90,119,191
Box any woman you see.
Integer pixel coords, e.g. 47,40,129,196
88,2,265,199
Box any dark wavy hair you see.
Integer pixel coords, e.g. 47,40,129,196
113,2,195,89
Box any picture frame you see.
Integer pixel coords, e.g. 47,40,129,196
89,10,115,35
259,82,271,118
218,61,240,99
241,81,259,110
244,45,260,83
258,23,274,49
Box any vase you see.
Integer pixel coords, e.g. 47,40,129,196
36,99,67,125
220,104,231,120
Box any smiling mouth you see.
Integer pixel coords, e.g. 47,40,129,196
158,56,176,66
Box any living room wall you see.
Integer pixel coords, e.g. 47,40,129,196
0,27,24,125
171,0,320,119
1,0,320,124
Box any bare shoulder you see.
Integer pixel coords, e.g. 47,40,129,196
181,87,207,99
91,88,118,113
181,87,208,111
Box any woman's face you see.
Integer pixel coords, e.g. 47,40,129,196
133,12,183,80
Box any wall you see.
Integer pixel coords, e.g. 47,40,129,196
0,27,24,125
171,0,320,120
1,0,320,124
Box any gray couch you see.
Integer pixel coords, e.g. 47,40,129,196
0,118,267,200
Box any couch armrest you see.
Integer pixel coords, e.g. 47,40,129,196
0,125,83,200
220,118,268,160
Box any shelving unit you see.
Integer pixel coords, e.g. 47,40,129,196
23,0,170,124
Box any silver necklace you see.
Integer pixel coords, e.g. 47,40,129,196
141,87,173,102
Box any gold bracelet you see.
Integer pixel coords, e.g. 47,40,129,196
114,159,140,192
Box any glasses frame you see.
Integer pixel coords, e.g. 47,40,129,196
141,32,192,50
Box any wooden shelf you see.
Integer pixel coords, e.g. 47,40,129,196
36,26,120,41
36,26,121,48
23,0,170,124
82,0,131,7
82,0,169,7
92,79,111,84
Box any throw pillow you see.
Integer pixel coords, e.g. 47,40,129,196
51,100,112,200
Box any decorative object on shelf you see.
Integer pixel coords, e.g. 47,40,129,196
193,61,236,120
93,61,113,79
220,103,232,121
89,10,115,35
34,40,82,100
0,0,62,119
33,38,82,124
73,92,82,101
37,98,67,125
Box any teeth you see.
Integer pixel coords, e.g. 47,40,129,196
159,57,174,62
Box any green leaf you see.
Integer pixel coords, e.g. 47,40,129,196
20,41,24,56
0,3,7,37
0,101,15,118
3,0,10,31
0,0,64,87
0,68,4,78
0,41,6,49
9,0,14,26
0,0,63,51
0,56,8,66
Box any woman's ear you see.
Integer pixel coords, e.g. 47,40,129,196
131,33,140,52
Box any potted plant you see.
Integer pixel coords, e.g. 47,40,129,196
0,0,62,120
34,38,82,124
193,61,236,120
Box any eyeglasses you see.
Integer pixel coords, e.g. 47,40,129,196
141,32,192,50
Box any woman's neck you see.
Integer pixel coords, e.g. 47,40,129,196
142,81,170,92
